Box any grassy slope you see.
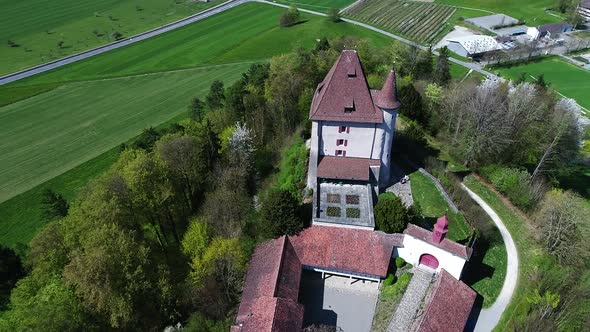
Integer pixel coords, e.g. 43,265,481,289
463,176,542,330
435,0,560,24
0,2,393,247
494,56,590,113
409,171,471,242
0,0,218,75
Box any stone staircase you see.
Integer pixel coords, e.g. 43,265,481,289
387,268,434,332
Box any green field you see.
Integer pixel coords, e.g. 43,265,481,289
0,2,395,246
343,0,456,44
0,0,219,75
275,0,356,13
435,0,560,25
493,57,590,115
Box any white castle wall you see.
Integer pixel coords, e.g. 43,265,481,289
319,121,382,159
395,235,467,280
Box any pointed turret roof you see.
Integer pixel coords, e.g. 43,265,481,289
309,50,384,123
374,70,401,110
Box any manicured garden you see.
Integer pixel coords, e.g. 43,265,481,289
371,266,412,332
343,0,457,44
493,56,590,114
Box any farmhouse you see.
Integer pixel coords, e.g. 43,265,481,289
578,0,590,22
527,22,574,40
232,51,477,332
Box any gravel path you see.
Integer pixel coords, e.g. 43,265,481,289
461,184,519,332
387,268,434,332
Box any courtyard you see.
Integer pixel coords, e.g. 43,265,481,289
299,270,380,331
317,182,374,228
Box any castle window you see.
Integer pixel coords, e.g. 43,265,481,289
336,139,348,146
335,150,346,157
347,66,356,77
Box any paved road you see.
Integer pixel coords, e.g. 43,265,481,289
0,0,495,86
0,0,246,86
461,184,519,332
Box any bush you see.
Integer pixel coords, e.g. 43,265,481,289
279,6,300,27
383,273,397,286
374,192,411,233
382,273,411,299
480,165,538,210
395,257,406,269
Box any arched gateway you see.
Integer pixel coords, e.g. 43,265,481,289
419,254,439,269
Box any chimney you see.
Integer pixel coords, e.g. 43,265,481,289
432,215,449,243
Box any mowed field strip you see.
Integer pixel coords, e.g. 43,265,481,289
0,0,219,75
0,63,250,203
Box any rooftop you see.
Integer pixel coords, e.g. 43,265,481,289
447,35,500,54
404,224,472,259
537,22,573,34
316,155,380,181
309,50,399,123
415,269,477,332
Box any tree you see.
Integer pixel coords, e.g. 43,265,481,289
327,8,340,22
111,31,123,40
189,97,205,121
181,218,210,259
260,188,303,237
314,37,330,52
434,46,451,85
206,80,225,110
279,6,300,27
534,189,590,264
41,189,69,220
132,127,161,151
63,223,160,328
415,47,433,79
399,83,427,126
374,192,411,233
57,41,64,49
0,246,24,310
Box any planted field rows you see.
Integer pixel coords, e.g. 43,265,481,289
344,0,456,44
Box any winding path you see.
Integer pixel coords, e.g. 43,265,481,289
461,184,519,332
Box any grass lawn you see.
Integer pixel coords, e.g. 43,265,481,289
274,0,356,13
463,175,546,329
493,57,590,114
409,171,471,242
435,0,560,25
0,0,220,76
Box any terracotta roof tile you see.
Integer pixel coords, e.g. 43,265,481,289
316,156,380,181
290,226,400,277
416,269,477,332
309,50,384,123
404,224,472,259
374,70,401,110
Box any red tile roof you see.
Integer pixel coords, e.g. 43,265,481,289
404,224,472,259
316,156,380,181
374,70,401,110
309,50,384,123
290,226,401,278
416,269,476,332
233,237,303,332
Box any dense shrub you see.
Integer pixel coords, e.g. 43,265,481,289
374,193,411,233
480,165,538,211
383,274,396,286
276,138,308,200
279,6,300,27
395,257,406,269
382,273,411,299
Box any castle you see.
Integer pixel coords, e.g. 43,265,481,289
232,51,476,332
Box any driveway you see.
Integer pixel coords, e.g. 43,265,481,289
461,184,519,332
299,270,379,332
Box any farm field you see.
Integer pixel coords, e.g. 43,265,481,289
494,57,590,115
343,0,457,44
274,0,356,13
435,0,560,25
0,2,395,247
0,0,219,75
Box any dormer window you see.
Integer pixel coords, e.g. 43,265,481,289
344,99,355,113
347,66,356,78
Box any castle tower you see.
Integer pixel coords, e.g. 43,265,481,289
374,70,401,187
